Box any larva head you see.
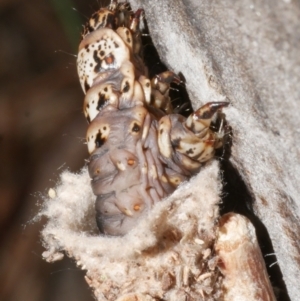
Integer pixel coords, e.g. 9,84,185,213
81,1,132,38
77,28,130,93
82,9,116,39
86,120,110,154
84,83,119,123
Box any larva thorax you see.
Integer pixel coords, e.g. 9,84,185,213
77,1,228,236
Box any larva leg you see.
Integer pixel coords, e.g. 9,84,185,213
158,101,229,174
150,71,182,114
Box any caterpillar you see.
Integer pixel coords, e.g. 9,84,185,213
77,0,228,236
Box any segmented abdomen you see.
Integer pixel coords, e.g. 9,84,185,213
77,1,228,236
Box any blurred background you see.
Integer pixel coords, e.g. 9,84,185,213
0,0,111,300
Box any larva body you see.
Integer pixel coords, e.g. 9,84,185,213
77,1,228,235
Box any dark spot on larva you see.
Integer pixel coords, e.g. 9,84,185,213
103,126,107,130
104,87,108,92
87,25,94,34
122,81,130,93
93,50,102,73
84,79,90,93
127,38,131,43
146,82,150,87
160,129,163,134
125,29,129,35
200,111,211,119
95,130,106,148
90,63,93,67
87,104,90,108
114,42,119,48
100,50,105,57
171,138,181,148
193,149,204,160
97,93,107,110
132,123,140,132
186,148,194,155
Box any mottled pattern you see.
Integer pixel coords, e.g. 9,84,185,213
77,1,228,235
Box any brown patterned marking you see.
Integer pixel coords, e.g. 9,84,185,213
93,50,102,73
95,130,106,148
186,148,194,155
97,93,108,110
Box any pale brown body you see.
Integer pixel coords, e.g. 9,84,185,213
77,1,228,235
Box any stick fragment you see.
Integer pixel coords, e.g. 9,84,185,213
215,213,276,301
